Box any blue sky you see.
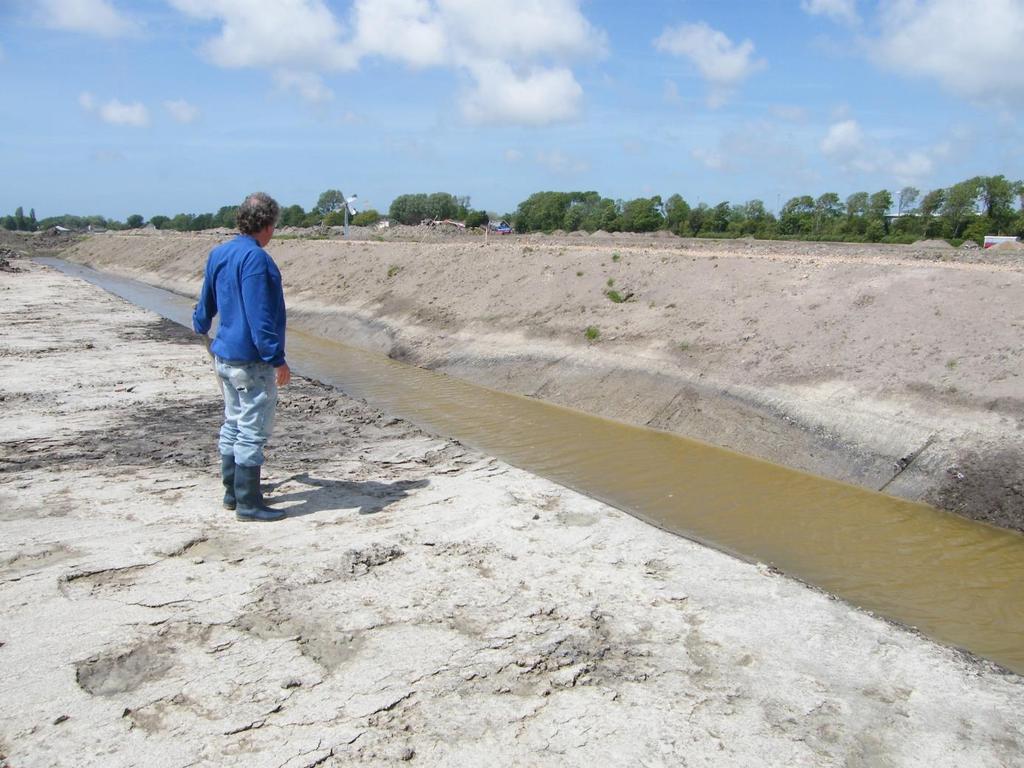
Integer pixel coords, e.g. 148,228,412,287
2,0,1023,220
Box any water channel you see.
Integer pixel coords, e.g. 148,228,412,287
40,257,1024,675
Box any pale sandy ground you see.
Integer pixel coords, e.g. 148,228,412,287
2,258,1024,766
59,230,1024,533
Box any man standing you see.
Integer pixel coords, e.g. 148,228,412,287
193,192,291,522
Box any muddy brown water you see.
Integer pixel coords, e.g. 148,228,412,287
40,258,1024,675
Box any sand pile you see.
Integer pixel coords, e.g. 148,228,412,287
0,247,22,272
915,239,954,250
991,240,1024,250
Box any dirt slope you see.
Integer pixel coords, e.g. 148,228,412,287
59,230,1024,531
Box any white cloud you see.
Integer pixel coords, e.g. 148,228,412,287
692,147,730,171
273,71,334,104
346,0,447,68
432,0,604,62
690,119,813,181
460,63,583,125
164,99,200,123
820,117,950,183
801,0,860,25
338,110,364,125
168,0,354,71
80,92,148,126
99,99,149,127
535,149,589,174
871,0,1024,104
504,149,524,163
169,0,605,122
820,118,880,172
821,119,865,157
38,0,139,37
654,22,766,108
890,150,934,180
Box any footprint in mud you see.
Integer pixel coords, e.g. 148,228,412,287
0,544,79,579
557,510,600,527
76,641,175,696
74,624,208,696
60,563,152,598
159,533,245,564
233,608,366,672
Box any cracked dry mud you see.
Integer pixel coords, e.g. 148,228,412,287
2,259,1023,767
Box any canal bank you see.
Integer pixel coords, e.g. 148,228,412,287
37,256,1024,676
58,230,1024,534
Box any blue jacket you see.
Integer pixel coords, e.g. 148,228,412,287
193,235,287,367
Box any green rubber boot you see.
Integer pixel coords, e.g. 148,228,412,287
221,454,236,510
234,464,285,523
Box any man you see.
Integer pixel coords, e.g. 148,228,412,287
193,192,291,522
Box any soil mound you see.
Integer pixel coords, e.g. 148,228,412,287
991,240,1024,250
0,247,22,272
915,239,953,250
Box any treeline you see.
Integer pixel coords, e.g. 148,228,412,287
8,189,386,234
9,175,1022,244
512,175,1024,243
2,207,39,231
387,192,488,227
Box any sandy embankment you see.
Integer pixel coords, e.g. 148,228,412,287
2,256,1024,765
61,230,1024,531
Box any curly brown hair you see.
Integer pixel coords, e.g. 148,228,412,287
236,192,280,235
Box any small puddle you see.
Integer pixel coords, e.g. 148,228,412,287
41,258,1024,674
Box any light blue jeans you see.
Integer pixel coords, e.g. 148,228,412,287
215,357,277,467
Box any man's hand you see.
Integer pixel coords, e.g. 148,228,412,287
275,363,291,387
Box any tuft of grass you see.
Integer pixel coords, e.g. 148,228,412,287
387,264,401,279
612,252,621,262
584,325,600,341
605,288,634,303
678,341,691,351
576,270,584,276
946,358,958,370
606,277,615,287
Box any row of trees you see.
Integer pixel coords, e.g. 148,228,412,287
8,190,387,234
511,175,1024,243
8,175,1022,244
2,207,39,231
387,192,488,227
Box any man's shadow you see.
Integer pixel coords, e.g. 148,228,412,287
266,472,429,518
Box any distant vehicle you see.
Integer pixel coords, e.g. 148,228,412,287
490,220,512,234
983,235,1019,249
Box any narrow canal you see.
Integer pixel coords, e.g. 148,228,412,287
40,257,1024,675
